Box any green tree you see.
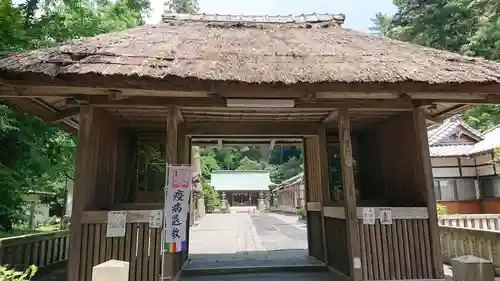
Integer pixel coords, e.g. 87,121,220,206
236,156,264,171
202,182,219,213
165,0,199,13
371,0,500,131
0,0,158,231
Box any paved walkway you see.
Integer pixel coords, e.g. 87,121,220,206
185,212,316,271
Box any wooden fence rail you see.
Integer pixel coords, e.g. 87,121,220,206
439,225,500,275
0,230,70,270
439,214,500,231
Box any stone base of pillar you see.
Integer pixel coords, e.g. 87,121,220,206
258,199,266,212
197,197,205,218
451,255,494,281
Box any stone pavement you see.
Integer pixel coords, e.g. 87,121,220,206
185,212,316,271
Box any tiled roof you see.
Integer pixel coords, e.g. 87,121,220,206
429,145,474,157
428,118,500,157
276,172,304,191
210,170,273,191
470,125,500,154
427,116,483,146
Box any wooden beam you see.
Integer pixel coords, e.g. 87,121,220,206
185,122,320,136
322,110,339,124
338,108,362,281
87,96,419,111
412,108,444,278
176,108,184,123
295,100,415,111
0,85,210,98
50,107,80,124
90,96,226,108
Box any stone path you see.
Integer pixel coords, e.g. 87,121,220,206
185,212,317,271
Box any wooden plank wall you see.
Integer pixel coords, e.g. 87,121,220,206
357,112,425,206
324,217,350,276
354,110,443,279
115,129,138,203
358,219,433,280
303,136,325,262
69,106,122,281
78,222,162,281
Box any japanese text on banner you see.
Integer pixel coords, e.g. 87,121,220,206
164,166,192,253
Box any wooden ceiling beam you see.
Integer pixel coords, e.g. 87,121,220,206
322,110,339,124
49,107,81,124
185,121,319,136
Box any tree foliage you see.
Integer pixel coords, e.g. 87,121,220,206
371,0,500,131
165,0,198,13
199,146,303,184
0,0,159,231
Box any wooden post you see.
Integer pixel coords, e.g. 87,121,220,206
318,126,329,264
164,106,179,279
338,108,362,281
413,108,444,278
302,137,313,258
68,106,93,281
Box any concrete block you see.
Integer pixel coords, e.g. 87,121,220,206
92,259,130,281
451,255,494,281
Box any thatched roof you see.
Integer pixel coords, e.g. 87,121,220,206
1,13,500,92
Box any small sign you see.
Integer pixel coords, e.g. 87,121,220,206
353,257,361,269
106,211,126,237
149,210,163,228
380,207,392,225
362,207,375,225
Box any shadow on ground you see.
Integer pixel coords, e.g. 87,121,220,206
185,249,320,271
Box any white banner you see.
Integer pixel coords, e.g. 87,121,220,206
164,165,192,253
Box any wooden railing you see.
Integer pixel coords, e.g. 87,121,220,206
439,214,500,230
0,230,70,270
439,225,500,275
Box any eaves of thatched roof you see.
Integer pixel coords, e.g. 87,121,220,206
1,13,500,93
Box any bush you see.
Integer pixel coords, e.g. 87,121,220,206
436,204,448,216
0,265,37,281
297,207,307,219
202,182,219,213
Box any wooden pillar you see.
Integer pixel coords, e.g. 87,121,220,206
413,108,444,278
338,108,362,281
318,126,329,264
164,107,179,279
303,136,326,262
68,106,92,281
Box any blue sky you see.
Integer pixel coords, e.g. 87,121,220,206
147,0,397,32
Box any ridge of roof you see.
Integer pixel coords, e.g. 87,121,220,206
483,123,500,135
162,13,346,25
427,117,484,146
211,170,269,173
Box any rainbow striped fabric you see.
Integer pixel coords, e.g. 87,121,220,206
165,240,187,253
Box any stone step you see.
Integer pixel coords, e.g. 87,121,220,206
181,264,329,277
180,271,335,281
